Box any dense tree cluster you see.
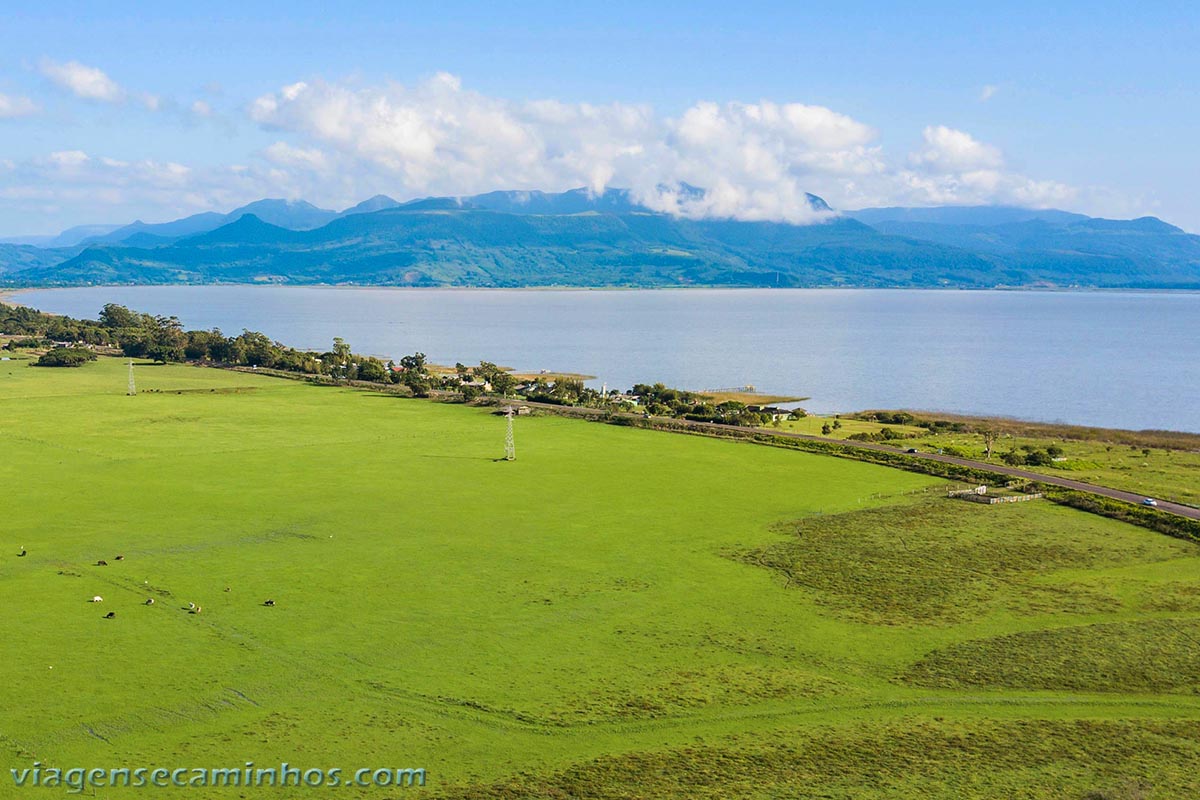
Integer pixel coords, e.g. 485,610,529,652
1001,444,1066,467
33,347,97,367
1,302,117,346
630,383,773,426
522,377,602,406
2,302,380,377
846,427,911,443
855,410,968,433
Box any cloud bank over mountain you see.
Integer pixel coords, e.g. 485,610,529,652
248,73,1074,223
2,70,1087,232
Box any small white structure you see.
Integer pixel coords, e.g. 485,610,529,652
90,596,103,603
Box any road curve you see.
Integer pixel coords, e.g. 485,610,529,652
680,418,1200,521
505,399,1200,522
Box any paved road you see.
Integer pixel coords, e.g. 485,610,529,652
508,400,1200,522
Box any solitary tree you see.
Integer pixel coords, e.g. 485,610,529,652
978,429,997,459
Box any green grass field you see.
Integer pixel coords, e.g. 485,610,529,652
3,357,1199,798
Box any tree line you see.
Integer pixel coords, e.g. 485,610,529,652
3,301,786,428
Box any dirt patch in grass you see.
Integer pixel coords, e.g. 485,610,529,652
733,500,1167,625
1143,583,1200,613
903,619,1200,694
554,665,848,723
141,386,260,394
431,719,1200,799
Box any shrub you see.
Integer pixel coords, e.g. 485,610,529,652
33,347,97,367
1001,450,1025,466
5,337,45,350
1024,450,1053,467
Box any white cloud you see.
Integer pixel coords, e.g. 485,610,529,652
979,84,999,102
3,75,1088,233
249,74,1070,220
645,100,881,221
0,150,285,233
0,92,39,118
39,59,125,103
248,75,904,222
47,150,90,167
910,125,1004,172
889,126,1075,208
263,141,330,172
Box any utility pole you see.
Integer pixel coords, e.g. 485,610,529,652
127,360,136,396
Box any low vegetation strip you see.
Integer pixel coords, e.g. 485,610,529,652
735,499,1186,626
904,619,1200,694
429,719,1200,800
1042,489,1200,545
858,409,1200,453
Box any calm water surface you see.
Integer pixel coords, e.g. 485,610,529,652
13,286,1200,432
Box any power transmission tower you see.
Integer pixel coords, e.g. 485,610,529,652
127,360,136,396
503,407,516,461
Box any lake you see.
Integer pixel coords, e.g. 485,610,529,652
11,286,1200,432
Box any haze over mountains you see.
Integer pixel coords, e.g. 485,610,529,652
1,188,1197,289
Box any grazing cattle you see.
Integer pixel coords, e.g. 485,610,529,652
187,602,196,610
263,599,275,606
224,587,231,592
17,549,26,557
190,606,202,615
114,555,125,561
91,596,103,603
96,560,108,566
104,612,116,619
145,598,155,606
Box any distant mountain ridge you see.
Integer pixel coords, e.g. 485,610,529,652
81,199,341,245
844,205,1091,227
51,186,836,248
2,189,1198,289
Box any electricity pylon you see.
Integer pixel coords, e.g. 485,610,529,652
503,407,516,461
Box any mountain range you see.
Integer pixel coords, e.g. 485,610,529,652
2,189,1198,289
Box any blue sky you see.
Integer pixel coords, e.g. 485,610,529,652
1,1,1198,235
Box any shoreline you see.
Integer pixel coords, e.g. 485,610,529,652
0,288,30,306
6,283,1200,297
6,284,1197,436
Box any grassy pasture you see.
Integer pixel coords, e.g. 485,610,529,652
2,356,1199,798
